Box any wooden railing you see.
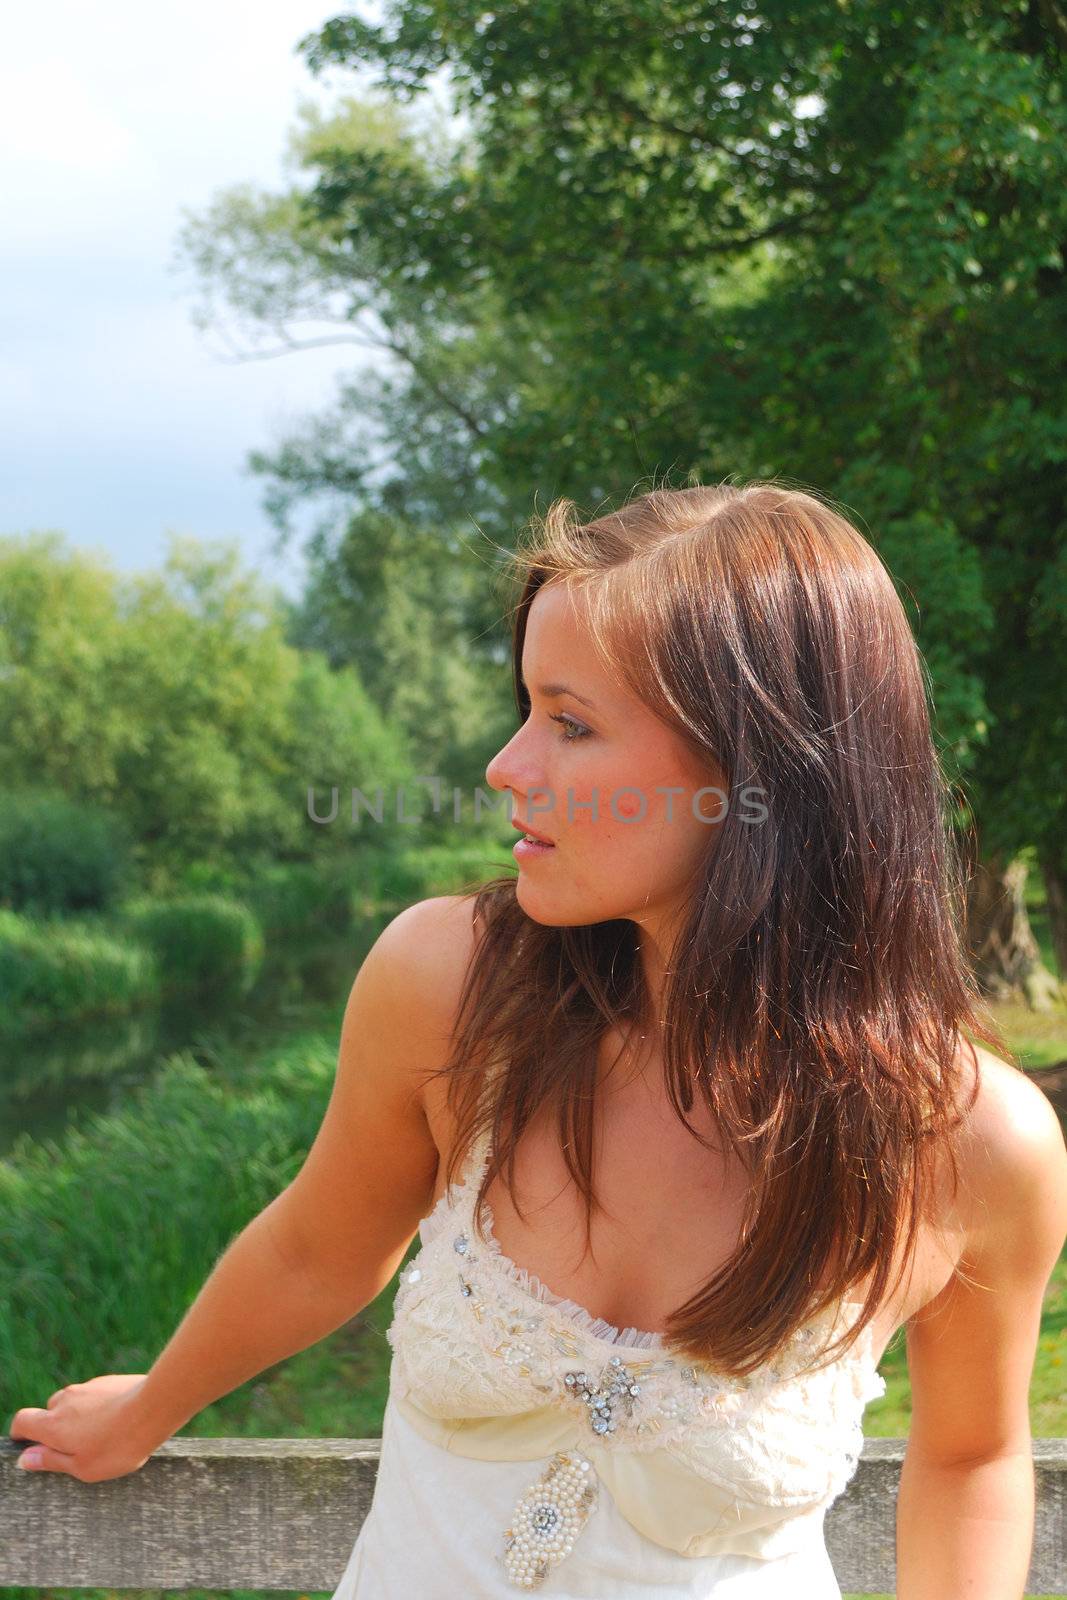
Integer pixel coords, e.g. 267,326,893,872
1,1435,1064,1594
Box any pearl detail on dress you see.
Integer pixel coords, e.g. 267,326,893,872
499,1450,598,1589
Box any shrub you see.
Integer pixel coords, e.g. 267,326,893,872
0,789,132,916
354,838,514,909
0,907,159,1030
118,894,264,995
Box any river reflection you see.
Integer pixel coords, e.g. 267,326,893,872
0,914,389,1159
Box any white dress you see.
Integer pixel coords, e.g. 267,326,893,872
330,1122,888,1598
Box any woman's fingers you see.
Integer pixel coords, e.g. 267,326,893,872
8,1403,51,1441
13,1411,94,1478
7,1376,154,1483
10,1405,67,1470
17,1443,78,1474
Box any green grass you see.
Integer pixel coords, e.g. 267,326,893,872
988,996,1067,1071
0,907,161,1029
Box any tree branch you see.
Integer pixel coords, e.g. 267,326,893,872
208,319,488,439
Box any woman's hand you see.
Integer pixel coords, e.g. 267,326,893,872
8,1373,158,1482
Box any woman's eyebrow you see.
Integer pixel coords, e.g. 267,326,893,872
520,670,597,709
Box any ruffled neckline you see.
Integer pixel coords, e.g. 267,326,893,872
477,1187,667,1349
418,1127,870,1360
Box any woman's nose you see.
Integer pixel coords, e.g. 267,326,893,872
485,735,518,794
486,723,542,795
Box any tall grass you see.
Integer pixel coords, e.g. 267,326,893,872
1,1025,336,1409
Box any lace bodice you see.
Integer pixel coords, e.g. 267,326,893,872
384,1122,887,1585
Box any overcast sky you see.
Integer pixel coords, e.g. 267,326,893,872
1,1,402,605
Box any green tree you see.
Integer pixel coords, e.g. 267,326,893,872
0,532,414,882
173,93,523,798
175,0,1067,997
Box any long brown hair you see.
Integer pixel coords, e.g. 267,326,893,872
428,478,1011,1377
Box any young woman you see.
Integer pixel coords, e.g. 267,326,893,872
9,481,1067,1599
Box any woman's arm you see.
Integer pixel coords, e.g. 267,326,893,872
896,1053,1067,1600
8,894,474,1481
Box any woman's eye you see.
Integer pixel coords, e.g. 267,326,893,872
549,713,591,743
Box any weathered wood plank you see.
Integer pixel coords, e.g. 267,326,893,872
1,1435,1064,1594
825,1438,1065,1594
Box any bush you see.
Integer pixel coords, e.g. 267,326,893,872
0,789,132,916
118,894,265,995
182,856,356,937
354,837,515,909
0,907,159,1030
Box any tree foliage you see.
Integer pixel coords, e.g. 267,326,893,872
0,533,413,879
175,0,1067,927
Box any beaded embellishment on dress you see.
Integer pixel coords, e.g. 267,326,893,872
564,1355,643,1435
499,1449,598,1589
387,1123,888,1589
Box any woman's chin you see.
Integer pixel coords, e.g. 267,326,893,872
513,880,601,928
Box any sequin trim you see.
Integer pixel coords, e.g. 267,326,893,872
438,1217,850,1456
392,1123,889,1504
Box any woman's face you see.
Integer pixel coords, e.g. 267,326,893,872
485,581,727,938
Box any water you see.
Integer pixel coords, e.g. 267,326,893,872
0,914,388,1159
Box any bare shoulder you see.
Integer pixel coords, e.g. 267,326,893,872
261,893,485,1296
370,892,485,1083
378,890,482,960
373,892,483,1022
902,1042,1066,1466
956,1042,1067,1267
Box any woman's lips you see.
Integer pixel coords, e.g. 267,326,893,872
513,832,556,858
513,820,555,845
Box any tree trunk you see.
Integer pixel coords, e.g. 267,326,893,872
1038,845,1067,983
964,849,1064,1009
